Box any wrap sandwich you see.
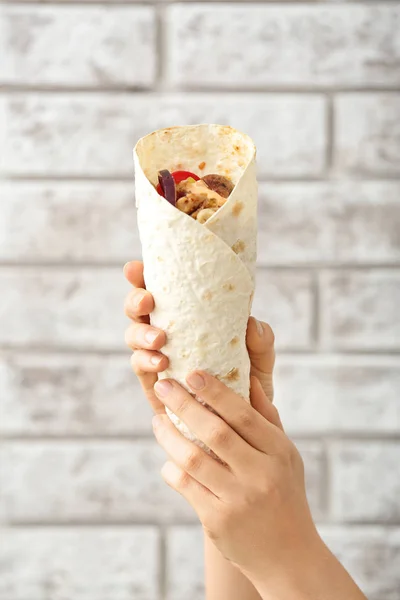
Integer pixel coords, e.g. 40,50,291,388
134,124,257,452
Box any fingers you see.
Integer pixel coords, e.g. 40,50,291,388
123,261,154,322
185,371,280,455
123,260,168,416
130,354,165,415
160,460,218,519
130,349,168,374
125,322,166,352
124,288,154,320
123,261,145,288
130,349,169,415
152,414,232,498
250,376,284,431
154,379,252,469
247,317,275,401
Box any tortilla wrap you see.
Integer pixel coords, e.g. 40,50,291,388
134,124,257,451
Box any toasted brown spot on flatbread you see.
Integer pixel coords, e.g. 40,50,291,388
230,336,239,346
223,282,235,292
198,161,206,170
232,239,245,254
232,202,244,217
224,367,240,382
234,144,240,151
202,290,213,301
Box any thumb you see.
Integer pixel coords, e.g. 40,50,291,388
246,317,275,401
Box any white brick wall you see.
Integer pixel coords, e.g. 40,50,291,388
0,354,153,435
167,525,400,600
0,6,157,87
0,182,141,261
0,441,194,523
334,94,400,176
330,442,400,523
258,181,400,265
166,527,204,600
275,355,400,435
0,528,160,600
0,0,399,598
320,270,400,351
0,93,327,177
166,4,400,89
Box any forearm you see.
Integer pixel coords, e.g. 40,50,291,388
204,533,262,600
249,534,367,600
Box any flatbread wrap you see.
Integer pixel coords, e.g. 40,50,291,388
134,124,257,452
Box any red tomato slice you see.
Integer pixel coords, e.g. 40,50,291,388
156,170,200,197
171,170,200,184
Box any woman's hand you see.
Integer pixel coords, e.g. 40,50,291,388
124,260,276,410
151,376,366,600
124,259,277,600
152,371,317,589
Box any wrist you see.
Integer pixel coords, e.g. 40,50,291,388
247,529,366,600
248,531,365,600
247,526,324,600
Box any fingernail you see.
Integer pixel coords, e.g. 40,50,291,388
150,354,162,366
145,329,159,344
186,372,205,390
255,318,265,337
155,380,172,397
133,291,146,309
152,414,163,429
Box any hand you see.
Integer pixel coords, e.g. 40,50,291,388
124,260,276,413
150,371,316,590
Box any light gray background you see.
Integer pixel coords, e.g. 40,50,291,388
0,1,399,599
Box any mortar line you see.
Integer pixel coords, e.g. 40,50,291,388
159,525,168,600
326,93,335,172
0,434,155,442
4,519,400,529
0,85,399,94
1,345,400,356
322,438,333,521
1,348,399,361
154,2,168,93
311,270,321,350
2,433,400,443
1,0,397,6
3,173,400,182
0,261,400,270
3,174,400,183
3,520,197,528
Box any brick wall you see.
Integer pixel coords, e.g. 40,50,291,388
0,1,399,599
